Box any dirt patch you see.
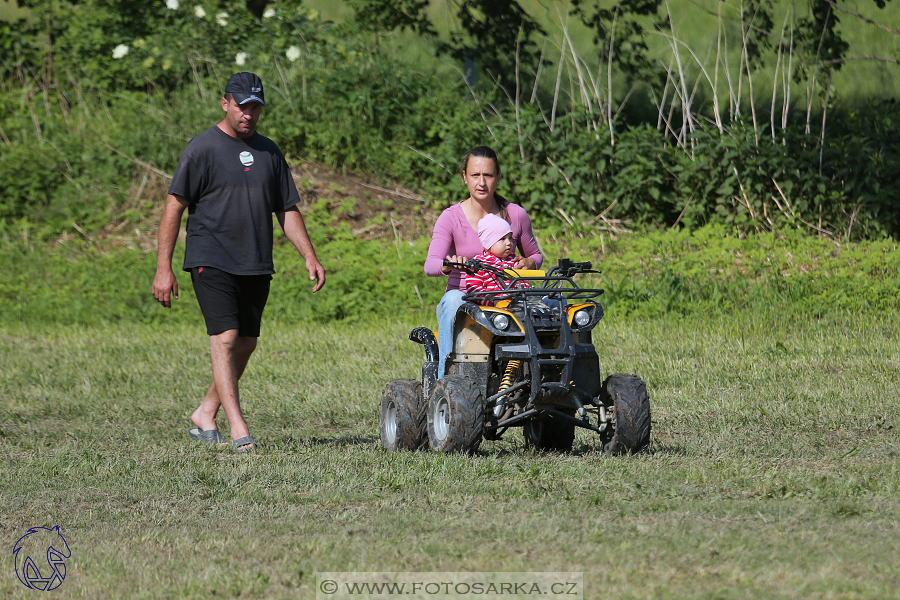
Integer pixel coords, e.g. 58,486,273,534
77,161,440,252
292,162,438,242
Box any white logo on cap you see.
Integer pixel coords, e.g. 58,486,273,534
252,87,261,92
239,151,254,166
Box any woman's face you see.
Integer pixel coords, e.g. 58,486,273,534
462,156,500,203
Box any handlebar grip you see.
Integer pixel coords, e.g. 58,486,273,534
442,259,451,267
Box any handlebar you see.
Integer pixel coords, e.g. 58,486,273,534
443,257,599,277
561,258,593,271
442,257,603,300
550,258,600,278
442,258,495,274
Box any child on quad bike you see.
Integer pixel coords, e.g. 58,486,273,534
462,214,531,306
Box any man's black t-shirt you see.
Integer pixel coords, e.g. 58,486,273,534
168,125,300,275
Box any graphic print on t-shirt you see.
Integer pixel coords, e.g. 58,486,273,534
239,151,254,167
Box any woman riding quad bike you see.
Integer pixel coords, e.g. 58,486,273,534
379,258,651,455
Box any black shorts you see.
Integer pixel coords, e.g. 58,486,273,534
190,266,272,337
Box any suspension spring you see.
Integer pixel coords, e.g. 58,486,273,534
494,360,521,417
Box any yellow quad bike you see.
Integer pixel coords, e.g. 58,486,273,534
379,258,651,454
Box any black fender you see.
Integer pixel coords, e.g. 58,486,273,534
409,327,438,401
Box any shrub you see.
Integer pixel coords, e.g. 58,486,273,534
2,1,899,241
3,224,900,326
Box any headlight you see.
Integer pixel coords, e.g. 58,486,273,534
573,309,591,328
492,313,510,330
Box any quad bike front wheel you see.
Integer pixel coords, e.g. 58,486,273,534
523,414,576,452
600,374,651,455
427,375,485,454
380,379,427,451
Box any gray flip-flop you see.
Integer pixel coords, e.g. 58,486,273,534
188,427,225,444
232,435,257,452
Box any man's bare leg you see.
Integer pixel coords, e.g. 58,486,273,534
191,330,258,449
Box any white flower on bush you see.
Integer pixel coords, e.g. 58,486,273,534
194,5,206,18
112,44,129,59
165,0,179,10
286,46,301,62
216,12,228,26
263,7,276,18
235,52,247,66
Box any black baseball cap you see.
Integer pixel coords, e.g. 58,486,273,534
224,72,265,106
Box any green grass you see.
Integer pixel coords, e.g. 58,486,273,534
2,312,899,598
4,223,900,328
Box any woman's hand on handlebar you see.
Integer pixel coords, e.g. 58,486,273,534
514,256,536,270
442,255,467,275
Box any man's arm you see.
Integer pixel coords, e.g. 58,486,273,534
152,193,190,308
277,206,325,293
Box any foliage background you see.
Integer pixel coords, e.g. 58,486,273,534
1,0,899,243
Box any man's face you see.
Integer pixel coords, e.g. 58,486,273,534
220,96,262,138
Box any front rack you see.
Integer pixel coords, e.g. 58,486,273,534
461,280,604,305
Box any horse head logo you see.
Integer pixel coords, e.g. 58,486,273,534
13,525,71,591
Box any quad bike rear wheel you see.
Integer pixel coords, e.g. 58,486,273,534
427,375,485,454
601,374,651,455
523,414,576,451
380,379,427,451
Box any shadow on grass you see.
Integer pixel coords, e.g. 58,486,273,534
280,435,379,448
265,435,684,456
482,440,685,458
565,441,687,457
645,442,686,456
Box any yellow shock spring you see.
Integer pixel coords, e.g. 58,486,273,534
494,360,521,416
499,360,521,392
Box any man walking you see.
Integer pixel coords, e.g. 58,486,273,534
152,72,324,452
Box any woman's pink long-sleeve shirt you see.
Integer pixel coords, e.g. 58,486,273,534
424,202,543,292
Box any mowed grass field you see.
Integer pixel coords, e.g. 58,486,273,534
2,311,899,599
